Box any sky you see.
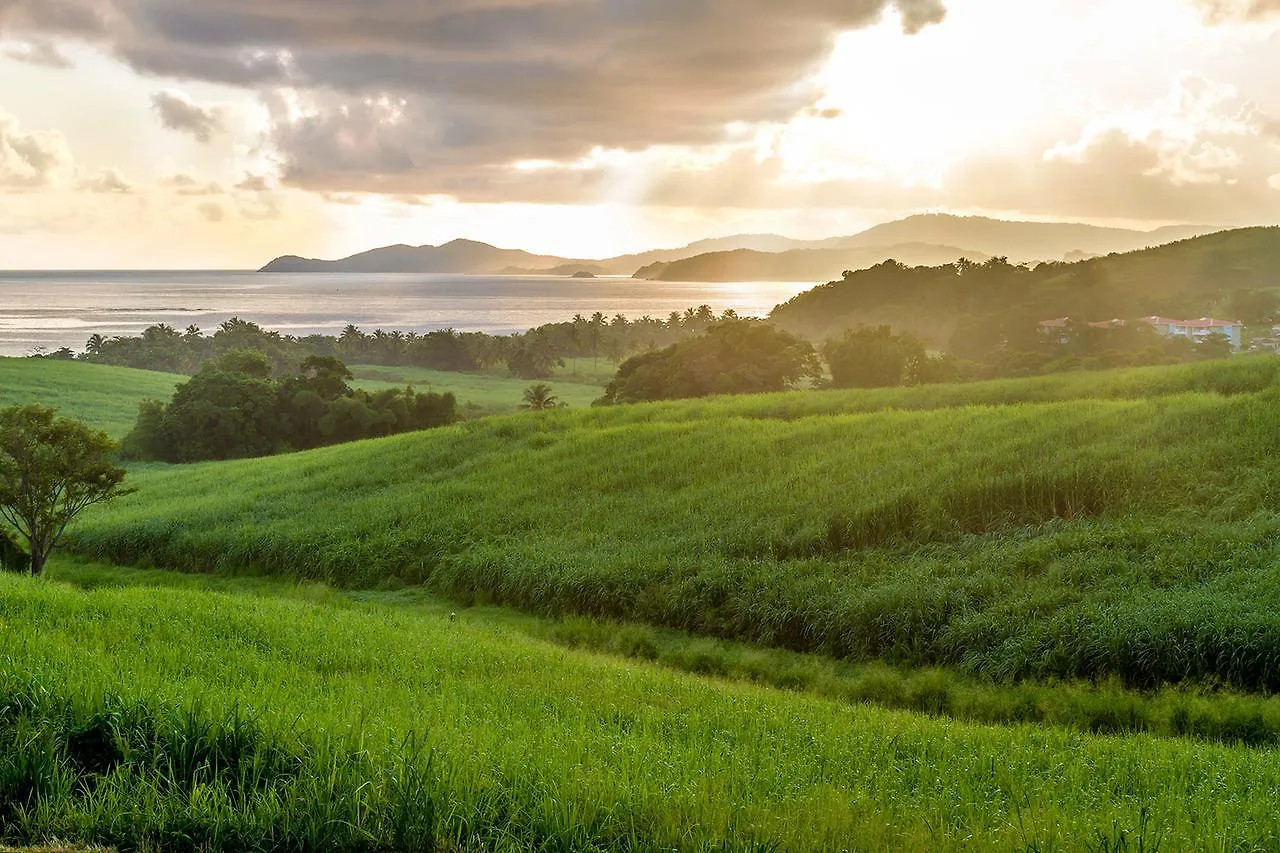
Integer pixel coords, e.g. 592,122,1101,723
2,0,1280,268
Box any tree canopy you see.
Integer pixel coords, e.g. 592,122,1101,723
0,405,133,575
598,320,820,404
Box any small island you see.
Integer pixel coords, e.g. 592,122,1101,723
570,270,598,279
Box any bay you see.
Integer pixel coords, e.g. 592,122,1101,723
0,271,816,357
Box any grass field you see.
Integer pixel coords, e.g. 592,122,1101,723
350,364,606,415
9,356,1280,849
0,358,607,436
53,356,1280,691
0,359,181,440
3,563,1280,851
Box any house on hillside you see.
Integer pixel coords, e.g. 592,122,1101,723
1037,317,1128,344
1141,317,1244,351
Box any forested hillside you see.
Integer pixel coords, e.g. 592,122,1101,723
772,227,1280,345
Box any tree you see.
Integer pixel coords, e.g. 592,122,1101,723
507,333,563,379
599,320,820,404
823,326,927,389
521,384,567,411
0,406,133,575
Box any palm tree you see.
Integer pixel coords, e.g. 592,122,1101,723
520,384,566,411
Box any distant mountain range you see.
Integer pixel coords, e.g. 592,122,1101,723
633,243,991,282
260,215,1224,281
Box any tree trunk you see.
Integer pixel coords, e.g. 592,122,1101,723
29,541,46,576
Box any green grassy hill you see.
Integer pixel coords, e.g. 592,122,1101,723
9,357,1280,850
61,357,1280,690
0,358,181,439
3,564,1278,851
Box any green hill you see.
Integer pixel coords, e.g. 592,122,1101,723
0,360,604,440
62,357,1280,690
771,226,1280,344
9,357,1280,850
0,358,182,439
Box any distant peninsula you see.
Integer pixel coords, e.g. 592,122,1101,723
260,215,1220,281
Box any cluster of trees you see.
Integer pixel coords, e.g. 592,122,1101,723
950,317,1234,379
124,351,457,463
1,406,132,575
823,326,965,388
69,306,741,382
599,320,821,404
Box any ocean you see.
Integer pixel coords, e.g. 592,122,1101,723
0,271,816,357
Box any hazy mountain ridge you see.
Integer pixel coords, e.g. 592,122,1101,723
819,215,1218,260
260,215,1226,278
634,243,992,282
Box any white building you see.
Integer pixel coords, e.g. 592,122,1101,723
1141,316,1244,351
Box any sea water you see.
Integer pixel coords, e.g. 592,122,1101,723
0,271,815,357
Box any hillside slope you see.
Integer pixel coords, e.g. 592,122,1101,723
64,358,1280,690
771,226,1280,343
0,358,181,439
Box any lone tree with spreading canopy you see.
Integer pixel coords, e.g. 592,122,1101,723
0,405,134,575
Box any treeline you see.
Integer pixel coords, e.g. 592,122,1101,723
597,316,1238,405
124,351,456,462
953,316,1234,379
772,255,1265,351
67,307,740,380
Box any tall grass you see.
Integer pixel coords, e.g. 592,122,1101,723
59,357,1280,689
4,572,1280,851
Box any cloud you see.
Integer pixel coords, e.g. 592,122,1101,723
3,39,73,68
162,173,224,195
0,108,74,189
947,76,1280,223
151,89,225,143
196,201,225,222
1,0,947,199
79,168,133,193
235,173,273,192
1196,0,1280,22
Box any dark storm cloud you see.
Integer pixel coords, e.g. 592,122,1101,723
0,0,947,198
